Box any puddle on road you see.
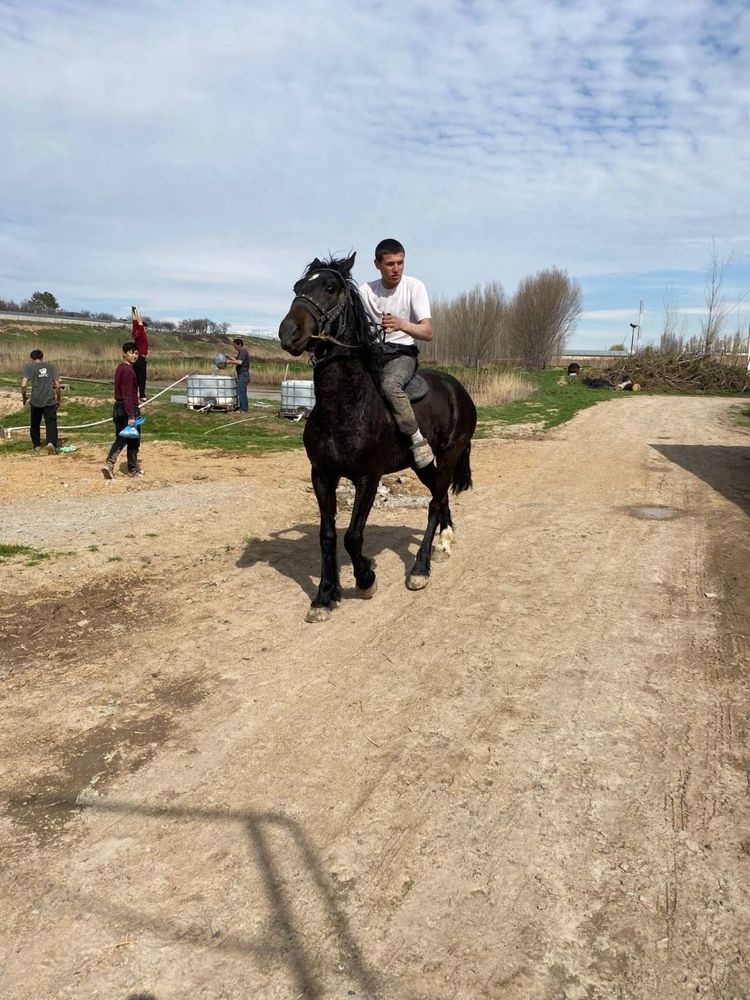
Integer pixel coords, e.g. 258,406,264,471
628,505,683,521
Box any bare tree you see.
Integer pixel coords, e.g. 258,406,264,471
507,268,582,368
701,239,731,354
424,282,507,366
659,292,686,353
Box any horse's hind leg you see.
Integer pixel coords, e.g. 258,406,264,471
344,474,379,597
432,497,454,561
414,463,453,563
307,468,341,623
407,492,443,589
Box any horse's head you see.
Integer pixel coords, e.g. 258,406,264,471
278,253,357,356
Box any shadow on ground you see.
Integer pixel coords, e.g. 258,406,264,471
3,796,380,1000
652,444,750,517
237,521,426,597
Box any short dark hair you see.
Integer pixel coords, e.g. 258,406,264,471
30,349,44,360
122,341,138,353
375,238,405,260
233,338,244,346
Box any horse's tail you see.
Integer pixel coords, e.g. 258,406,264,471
451,441,473,494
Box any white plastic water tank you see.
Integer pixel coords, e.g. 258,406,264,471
186,374,238,410
280,379,315,416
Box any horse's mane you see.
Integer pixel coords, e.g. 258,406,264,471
301,255,380,348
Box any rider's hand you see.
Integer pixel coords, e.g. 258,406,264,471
382,312,404,333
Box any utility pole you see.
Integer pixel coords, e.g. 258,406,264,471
746,321,750,372
635,300,644,352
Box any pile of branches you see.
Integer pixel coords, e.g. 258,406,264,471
603,349,750,394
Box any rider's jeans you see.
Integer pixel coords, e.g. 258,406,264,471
381,354,419,436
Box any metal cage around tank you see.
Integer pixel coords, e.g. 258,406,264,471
279,379,316,417
186,373,238,410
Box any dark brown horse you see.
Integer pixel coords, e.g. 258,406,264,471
278,253,477,622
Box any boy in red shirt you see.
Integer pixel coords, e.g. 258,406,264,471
131,306,149,401
102,342,143,479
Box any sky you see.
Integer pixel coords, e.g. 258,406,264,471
1,0,750,348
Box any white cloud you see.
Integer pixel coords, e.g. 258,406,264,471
1,0,749,342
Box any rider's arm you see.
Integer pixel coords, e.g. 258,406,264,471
382,315,434,341
406,317,433,342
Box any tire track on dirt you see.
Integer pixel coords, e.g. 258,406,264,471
2,397,750,999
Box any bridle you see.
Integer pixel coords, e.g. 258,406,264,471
291,268,356,350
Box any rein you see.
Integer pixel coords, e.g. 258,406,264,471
291,267,354,349
292,266,385,360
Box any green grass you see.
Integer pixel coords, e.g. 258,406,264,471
0,543,36,559
0,394,306,454
474,369,621,436
1,364,632,456
0,320,282,356
0,543,55,565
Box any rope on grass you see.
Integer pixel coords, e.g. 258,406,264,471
2,373,196,439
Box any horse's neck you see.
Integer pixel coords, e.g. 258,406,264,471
313,354,378,412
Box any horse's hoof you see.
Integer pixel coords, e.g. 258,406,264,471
305,606,332,623
357,579,378,599
433,525,455,559
406,574,429,591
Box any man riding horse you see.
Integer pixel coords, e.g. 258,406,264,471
358,238,435,468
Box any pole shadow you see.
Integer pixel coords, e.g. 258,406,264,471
3,795,380,999
236,522,426,597
652,444,750,517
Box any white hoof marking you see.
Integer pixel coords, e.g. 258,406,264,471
305,606,332,623
406,574,429,591
435,525,454,559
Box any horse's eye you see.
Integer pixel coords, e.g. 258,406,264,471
326,284,337,294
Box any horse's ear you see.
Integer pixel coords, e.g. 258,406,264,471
342,252,356,277
309,257,323,271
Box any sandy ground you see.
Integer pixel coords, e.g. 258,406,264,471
1,395,749,1000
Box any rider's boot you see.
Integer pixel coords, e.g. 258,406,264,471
410,432,434,468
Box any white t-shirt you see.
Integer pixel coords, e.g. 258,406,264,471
358,275,431,347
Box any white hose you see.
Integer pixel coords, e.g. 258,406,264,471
201,416,256,435
2,372,195,439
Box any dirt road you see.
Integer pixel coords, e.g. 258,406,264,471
1,395,749,999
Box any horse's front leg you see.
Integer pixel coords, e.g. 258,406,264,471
306,467,340,623
344,474,380,598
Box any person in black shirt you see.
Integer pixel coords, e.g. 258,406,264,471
226,338,250,412
21,349,61,454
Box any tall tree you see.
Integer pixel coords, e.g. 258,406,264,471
428,282,507,367
507,269,582,368
701,239,730,355
25,290,59,312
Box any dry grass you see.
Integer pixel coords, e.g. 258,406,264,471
461,369,537,406
0,342,305,387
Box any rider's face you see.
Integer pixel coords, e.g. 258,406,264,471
375,252,405,289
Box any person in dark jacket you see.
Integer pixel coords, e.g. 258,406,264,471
131,306,149,401
102,342,143,479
